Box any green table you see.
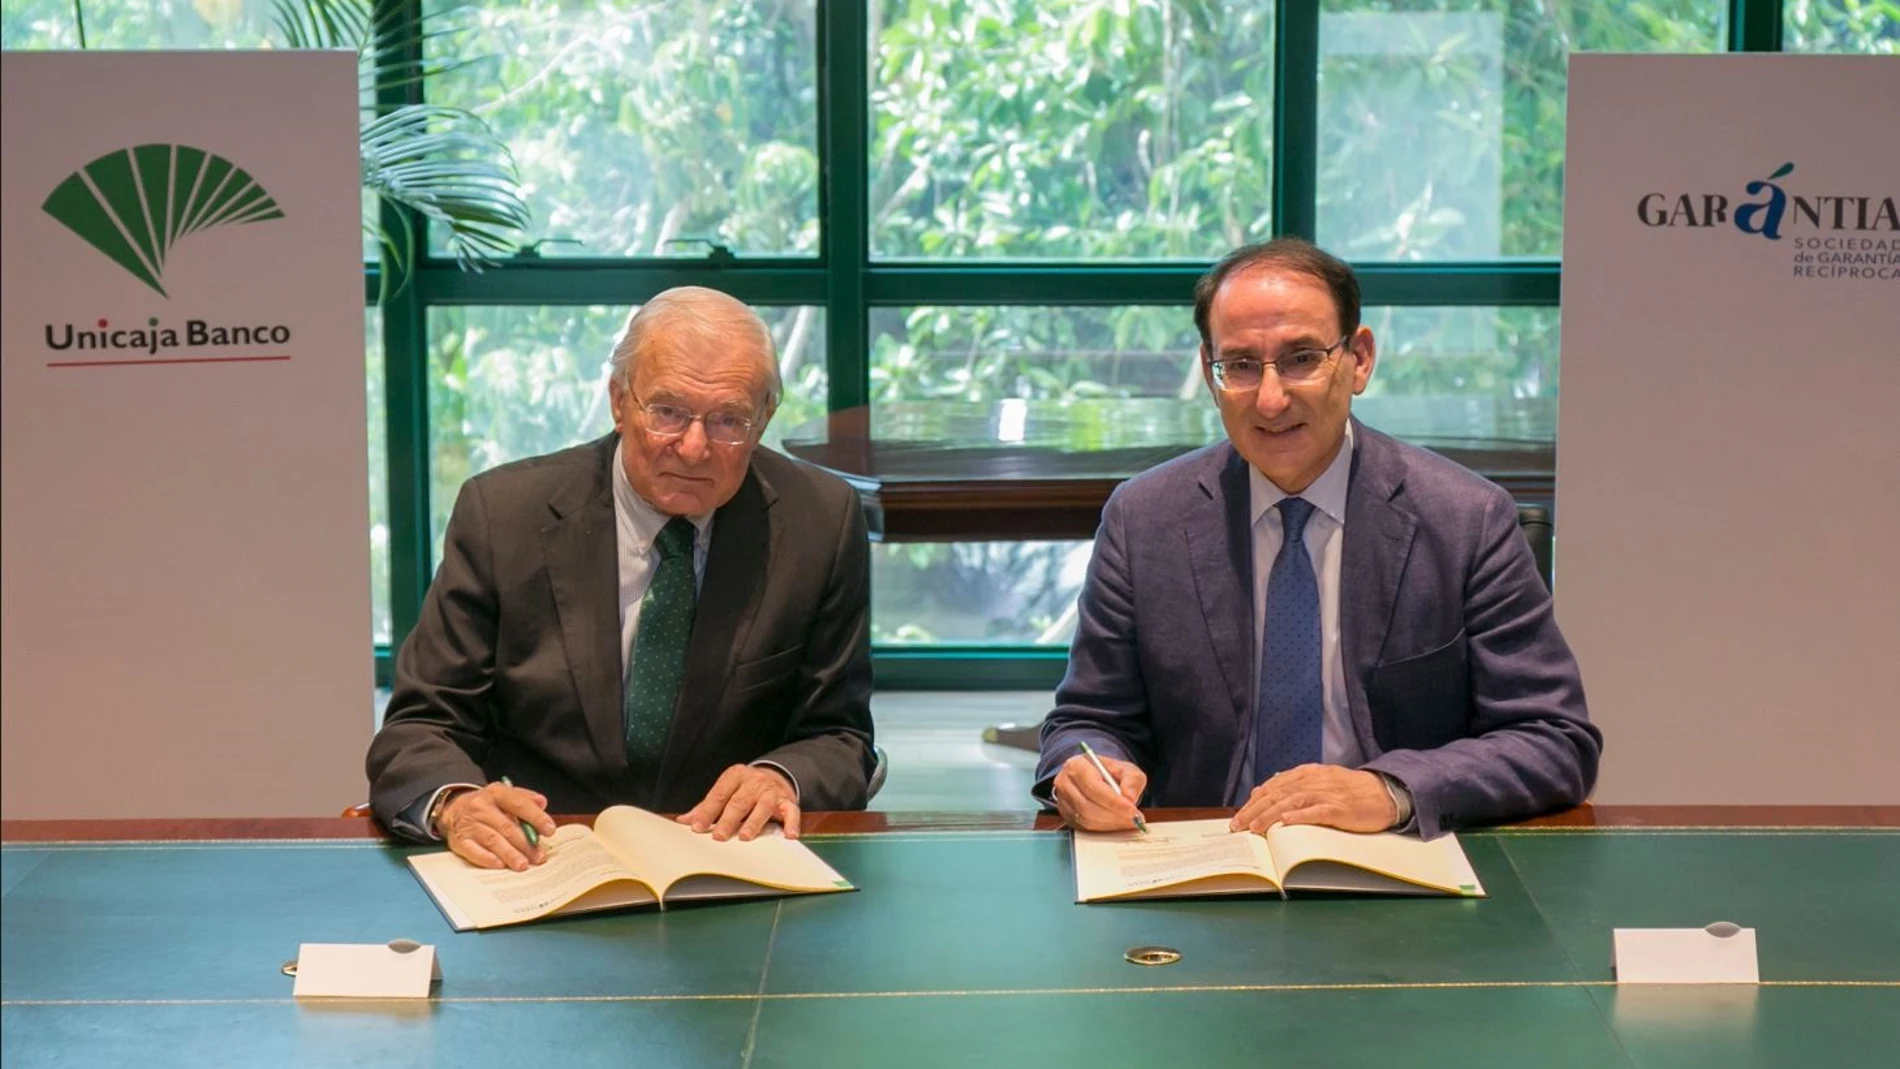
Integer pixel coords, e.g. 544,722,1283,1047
3,811,1896,1068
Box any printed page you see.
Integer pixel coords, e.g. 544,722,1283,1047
594,805,854,901
1072,818,1280,902
1266,824,1486,897
407,823,654,930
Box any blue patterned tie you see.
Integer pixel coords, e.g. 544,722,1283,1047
624,517,697,776
1253,497,1323,789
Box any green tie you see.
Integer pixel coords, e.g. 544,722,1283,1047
624,516,697,775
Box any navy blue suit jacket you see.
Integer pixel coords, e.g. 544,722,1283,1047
1036,421,1600,837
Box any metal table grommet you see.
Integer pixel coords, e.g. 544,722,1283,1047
1124,945,1181,966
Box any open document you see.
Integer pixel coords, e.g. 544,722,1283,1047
1073,819,1485,903
408,805,854,930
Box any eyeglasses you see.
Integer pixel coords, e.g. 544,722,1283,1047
636,400,757,445
1206,335,1351,392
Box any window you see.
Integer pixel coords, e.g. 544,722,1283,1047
367,308,390,644
2,0,274,48
424,304,826,556
870,0,1276,259
1785,0,1900,51
1317,1,1725,259
426,0,821,257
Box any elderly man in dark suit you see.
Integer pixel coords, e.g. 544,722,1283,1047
1037,238,1600,839
368,286,873,870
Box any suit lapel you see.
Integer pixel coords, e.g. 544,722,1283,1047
1339,422,1418,746
540,438,627,789
655,465,772,803
1183,445,1255,731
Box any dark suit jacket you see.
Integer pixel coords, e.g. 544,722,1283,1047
1036,421,1600,837
367,435,874,836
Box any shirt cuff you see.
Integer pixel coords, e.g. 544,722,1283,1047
750,761,800,804
397,783,482,841
1376,772,1417,833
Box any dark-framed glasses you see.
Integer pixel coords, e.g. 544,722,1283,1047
1207,335,1351,392
638,401,756,445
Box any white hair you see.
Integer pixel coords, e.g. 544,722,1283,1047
608,286,782,409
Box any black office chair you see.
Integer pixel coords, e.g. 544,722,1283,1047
1516,503,1555,591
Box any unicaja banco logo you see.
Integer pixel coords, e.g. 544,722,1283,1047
42,144,283,298
1636,162,1898,282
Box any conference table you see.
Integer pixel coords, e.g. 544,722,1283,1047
4,807,1895,1068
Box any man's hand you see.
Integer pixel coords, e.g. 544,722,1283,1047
1230,765,1397,835
1051,752,1148,832
677,765,800,841
438,782,557,871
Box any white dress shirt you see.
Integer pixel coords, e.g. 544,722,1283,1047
611,442,714,656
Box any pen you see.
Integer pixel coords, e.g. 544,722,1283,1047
499,776,539,848
1078,742,1148,835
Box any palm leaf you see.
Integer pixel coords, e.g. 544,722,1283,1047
269,0,531,284
271,0,487,103
360,105,530,271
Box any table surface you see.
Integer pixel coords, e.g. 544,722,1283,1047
5,807,1896,1069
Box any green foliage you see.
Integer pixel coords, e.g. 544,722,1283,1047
3,0,276,51
424,0,819,257
358,103,530,272
870,0,1275,260
270,0,530,278
1786,0,1900,51
1315,0,1726,261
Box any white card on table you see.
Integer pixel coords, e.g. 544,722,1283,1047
1613,924,1759,984
292,941,441,999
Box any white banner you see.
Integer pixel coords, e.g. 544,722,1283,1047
2,52,370,817
1556,54,1899,804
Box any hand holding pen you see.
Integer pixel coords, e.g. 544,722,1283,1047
437,779,555,872
1052,742,1150,834
500,777,540,847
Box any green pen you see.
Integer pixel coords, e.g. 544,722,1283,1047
1078,742,1149,835
499,776,540,848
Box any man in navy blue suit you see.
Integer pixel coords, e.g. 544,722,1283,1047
1036,238,1600,839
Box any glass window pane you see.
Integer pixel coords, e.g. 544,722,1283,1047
1356,305,1559,445
869,302,1557,442
874,542,1090,645
426,304,826,555
871,0,1276,260
2,0,274,48
365,306,390,646
1317,1,1726,260
426,0,819,258
872,305,1207,403
1785,0,1900,52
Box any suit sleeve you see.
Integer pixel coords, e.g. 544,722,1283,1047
365,479,501,837
1362,486,1602,836
754,485,875,811
1032,486,1157,803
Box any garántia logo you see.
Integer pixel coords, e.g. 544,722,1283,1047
1636,162,1898,240
42,144,284,298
